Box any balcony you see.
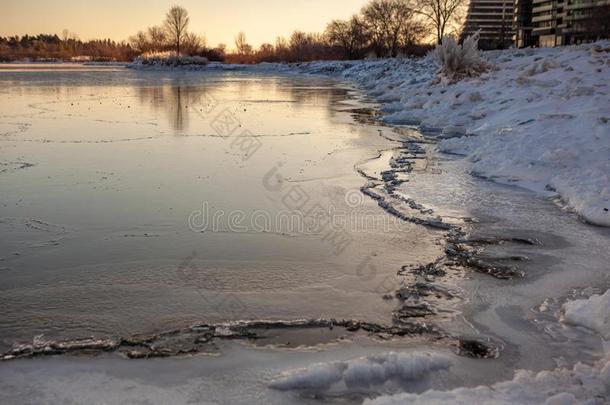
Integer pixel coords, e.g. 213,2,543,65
533,3,554,12
532,14,555,22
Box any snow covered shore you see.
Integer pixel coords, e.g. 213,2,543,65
126,43,609,225
129,41,610,226
292,42,610,227
127,53,209,69
282,45,610,402
120,44,610,402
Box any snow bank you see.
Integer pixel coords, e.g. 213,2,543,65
129,52,209,69
269,351,451,393
365,356,610,404
563,290,610,341
294,42,610,227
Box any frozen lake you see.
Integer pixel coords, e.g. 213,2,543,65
0,66,441,349
1,65,608,404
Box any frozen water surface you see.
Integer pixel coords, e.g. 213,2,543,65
1,65,609,404
0,66,440,347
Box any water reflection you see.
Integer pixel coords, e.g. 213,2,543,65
131,75,349,134
0,67,351,134
1,66,440,346
134,84,202,133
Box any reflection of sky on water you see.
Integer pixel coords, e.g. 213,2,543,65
0,67,439,346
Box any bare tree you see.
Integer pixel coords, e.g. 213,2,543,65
274,36,289,60
216,43,227,56
164,6,189,55
129,30,151,53
234,32,252,55
182,32,204,55
362,0,421,57
416,0,466,44
147,25,167,51
204,43,226,62
257,43,275,61
289,31,316,61
325,15,369,59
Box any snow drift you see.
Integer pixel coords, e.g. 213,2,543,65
293,41,610,227
365,290,610,404
269,351,451,393
563,290,610,342
129,52,209,69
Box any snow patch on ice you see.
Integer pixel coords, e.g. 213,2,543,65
269,351,451,393
366,291,610,404
365,356,610,404
563,290,610,341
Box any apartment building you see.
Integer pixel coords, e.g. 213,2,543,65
513,0,535,47
461,0,515,49
530,0,610,46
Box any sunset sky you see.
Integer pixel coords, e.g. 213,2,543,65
2,0,370,48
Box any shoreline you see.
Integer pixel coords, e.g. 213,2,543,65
0,80,482,363
129,40,610,227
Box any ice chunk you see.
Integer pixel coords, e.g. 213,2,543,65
563,290,610,340
269,352,451,393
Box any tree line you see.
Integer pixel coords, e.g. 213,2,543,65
134,0,465,63
1,0,466,63
0,32,136,62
